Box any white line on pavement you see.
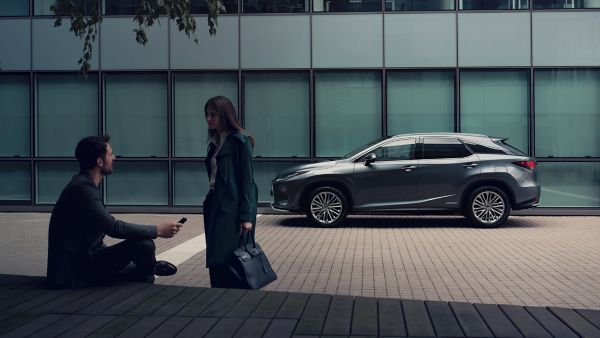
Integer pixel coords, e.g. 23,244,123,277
155,214,262,270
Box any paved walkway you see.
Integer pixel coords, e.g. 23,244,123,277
1,274,599,337
1,213,599,310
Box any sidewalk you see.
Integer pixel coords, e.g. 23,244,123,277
1,274,599,337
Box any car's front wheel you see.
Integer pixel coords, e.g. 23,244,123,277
465,186,511,227
306,187,348,227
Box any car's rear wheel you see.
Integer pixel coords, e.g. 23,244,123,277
306,187,348,227
465,186,511,227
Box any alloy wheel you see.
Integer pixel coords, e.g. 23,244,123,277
310,191,343,225
472,190,506,224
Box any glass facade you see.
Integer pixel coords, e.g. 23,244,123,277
1,4,600,210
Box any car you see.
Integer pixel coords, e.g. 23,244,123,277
271,133,540,228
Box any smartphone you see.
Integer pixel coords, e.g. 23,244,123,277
178,217,187,224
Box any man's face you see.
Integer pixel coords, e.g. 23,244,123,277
100,143,115,175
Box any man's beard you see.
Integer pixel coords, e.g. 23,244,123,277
100,166,113,176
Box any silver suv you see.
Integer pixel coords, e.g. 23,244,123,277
272,133,540,227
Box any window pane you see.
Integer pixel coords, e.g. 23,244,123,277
36,161,78,204
0,75,29,157
174,162,209,206
105,74,168,157
244,72,309,157
422,138,472,159
35,0,96,15
313,0,380,12
373,139,415,161
534,0,600,9
0,162,30,201
316,72,381,157
255,161,306,202
386,0,454,11
0,0,28,16
244,0,307,12
37,74,98,157
106,162,168,205
538,162,600,207
103,0,137,14
535,69,600,157
461,70,529,154
460,0,529,9
387,71,454,135
192,0,238,13
173,73,238,157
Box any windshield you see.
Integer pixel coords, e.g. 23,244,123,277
494,139,526,156
340,137,389,159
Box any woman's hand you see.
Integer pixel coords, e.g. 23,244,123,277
240,221,253,232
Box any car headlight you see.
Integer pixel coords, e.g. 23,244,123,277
275,170,308,181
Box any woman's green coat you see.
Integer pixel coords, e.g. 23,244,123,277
203,132,258,267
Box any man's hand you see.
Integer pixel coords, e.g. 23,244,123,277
157,221,183,238
240,221,252,232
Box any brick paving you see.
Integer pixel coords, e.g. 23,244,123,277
1,213,599,310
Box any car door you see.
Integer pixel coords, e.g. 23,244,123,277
352,137,419,210
416,137,481,210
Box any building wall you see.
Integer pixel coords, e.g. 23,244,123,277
1,0,599,209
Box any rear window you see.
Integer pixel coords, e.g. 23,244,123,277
465,143,506,155
493,140,526,156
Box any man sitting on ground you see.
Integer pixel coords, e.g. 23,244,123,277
46,135,183,288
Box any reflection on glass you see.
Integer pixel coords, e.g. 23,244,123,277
460,70,529,154
538,162,600,207
0,75,30,157
105,74,168,157
106,162,168,205
313,0,380,12
534,0,600,8
315,72,381,157
35,0,97,15
37,74,98,157
191,0,238,13
460,0,529,9
36,162,78,204
103,0,138,15
535,69,600,158
0,0,29,16
385,0,454,11
173,73,238,158
244,0,308,12
174,162,208,206
244,72,310,157
0,162,30,201
387,71,454,135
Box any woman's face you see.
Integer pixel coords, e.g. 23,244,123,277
205,108,221,131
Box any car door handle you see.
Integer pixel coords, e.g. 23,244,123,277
463,163,478,168
402,165,417,172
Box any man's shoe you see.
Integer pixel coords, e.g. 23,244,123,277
155,260,177,276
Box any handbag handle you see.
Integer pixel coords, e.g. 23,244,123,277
238,231,257,250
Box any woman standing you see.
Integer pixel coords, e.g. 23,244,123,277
202,96,258,288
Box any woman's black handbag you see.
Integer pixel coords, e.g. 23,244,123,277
228,232,277,289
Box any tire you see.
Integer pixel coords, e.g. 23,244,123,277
465,186,511,228
305,186,348,227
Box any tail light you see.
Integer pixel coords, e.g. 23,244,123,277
513,160,536,170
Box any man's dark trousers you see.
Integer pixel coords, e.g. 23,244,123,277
89,239,156,284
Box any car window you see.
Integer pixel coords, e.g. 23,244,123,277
341,137,388,159
372,139,415,161
422,138,472,159
465,143,507,155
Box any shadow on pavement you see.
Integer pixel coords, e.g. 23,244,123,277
278,215,538,229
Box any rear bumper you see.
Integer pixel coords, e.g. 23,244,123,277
513,185,541,210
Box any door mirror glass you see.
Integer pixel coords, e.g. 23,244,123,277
364,152,377,165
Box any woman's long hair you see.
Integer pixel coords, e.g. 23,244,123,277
204,96,254,148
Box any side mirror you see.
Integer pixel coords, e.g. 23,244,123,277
364,153,377,166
